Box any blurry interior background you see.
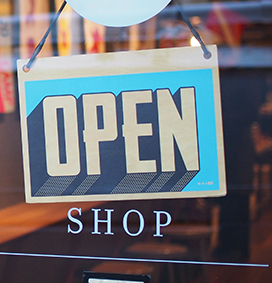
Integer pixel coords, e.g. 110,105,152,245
0,0,272,282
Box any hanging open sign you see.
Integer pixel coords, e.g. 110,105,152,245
17,46,226,203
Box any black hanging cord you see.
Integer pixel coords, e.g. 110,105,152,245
175,1,212,59
23,0,67,72
22,0,211,72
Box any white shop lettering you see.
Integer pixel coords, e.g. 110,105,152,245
67,207,172,237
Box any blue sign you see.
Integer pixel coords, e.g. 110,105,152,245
17,46,226,203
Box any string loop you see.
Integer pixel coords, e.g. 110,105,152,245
23,0,211,72
23,1,67,72
175,1,212,59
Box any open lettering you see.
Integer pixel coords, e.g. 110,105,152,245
43,88,199,177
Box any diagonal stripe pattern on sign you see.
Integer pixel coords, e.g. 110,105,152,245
146,172,175,192
112,173,157,194
171,171,199,192
34,176,76,196
72,175,100,195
